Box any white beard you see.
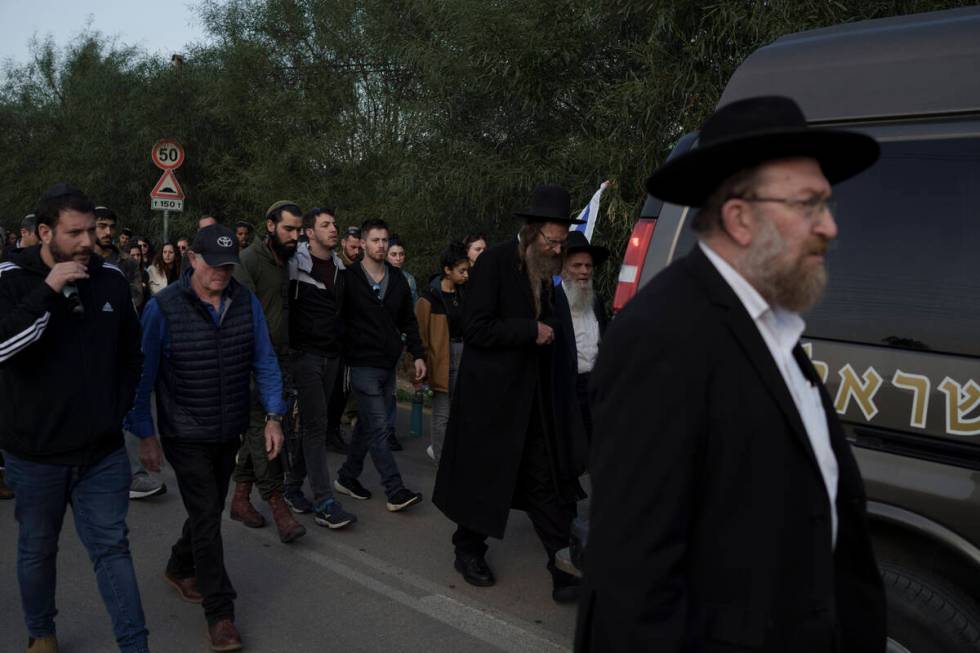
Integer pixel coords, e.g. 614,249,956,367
564,277,595,315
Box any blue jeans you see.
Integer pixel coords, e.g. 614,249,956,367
4,447,150,653
338,366,405,499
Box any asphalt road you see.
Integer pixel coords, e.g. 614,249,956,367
0,408,579,653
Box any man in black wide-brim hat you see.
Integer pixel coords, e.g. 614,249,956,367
434,184,587,603
575,96,887,652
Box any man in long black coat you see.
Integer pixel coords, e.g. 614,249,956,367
575,96,887,651
434,184,586,603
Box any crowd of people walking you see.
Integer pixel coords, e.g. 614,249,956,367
1,94,890,653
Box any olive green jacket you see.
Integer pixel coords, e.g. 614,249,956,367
233,238,289,352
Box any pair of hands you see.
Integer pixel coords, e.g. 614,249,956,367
138,421,286,472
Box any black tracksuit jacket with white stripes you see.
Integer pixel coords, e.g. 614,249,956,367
0,246,142,465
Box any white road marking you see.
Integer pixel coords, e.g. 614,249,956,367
227,515,570,653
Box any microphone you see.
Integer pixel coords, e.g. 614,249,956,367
63,284,84,315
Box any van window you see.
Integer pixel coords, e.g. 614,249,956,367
805,136,980,357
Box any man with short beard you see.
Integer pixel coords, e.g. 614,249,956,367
0,183,151,653
434,184,586,604
576,97,886,652
229,201,306,544
553,230,609,474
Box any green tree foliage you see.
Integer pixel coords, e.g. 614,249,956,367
0,0,970,290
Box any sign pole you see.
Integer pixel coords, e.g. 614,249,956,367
163,209,170,243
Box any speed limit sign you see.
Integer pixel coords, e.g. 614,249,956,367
151,139,185,170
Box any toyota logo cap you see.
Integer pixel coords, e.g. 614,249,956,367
191,224,240,266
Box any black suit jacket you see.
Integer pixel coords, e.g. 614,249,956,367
553,283,608,474
575,246,885,653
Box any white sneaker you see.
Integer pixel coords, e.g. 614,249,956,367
129,475,167,500
426,445,435,461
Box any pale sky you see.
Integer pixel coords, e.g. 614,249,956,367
0,0,209,67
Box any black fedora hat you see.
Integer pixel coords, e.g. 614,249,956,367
646,96,879,207
565,230,609,266
514,184,585,225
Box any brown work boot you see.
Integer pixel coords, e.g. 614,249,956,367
229,481,265,528
0,469,14,500
207,619,242,652
26,635,58,652
267,492,306,543
164,571,203,604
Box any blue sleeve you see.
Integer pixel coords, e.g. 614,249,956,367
251,293,287,414
124,298,167,437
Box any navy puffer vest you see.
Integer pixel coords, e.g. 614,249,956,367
154,271,254,441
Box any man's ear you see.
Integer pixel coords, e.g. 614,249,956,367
719,199,755,248
266,218,276,235
37,223,53,245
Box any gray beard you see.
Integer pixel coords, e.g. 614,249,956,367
739,217,827,313
564,277,594,314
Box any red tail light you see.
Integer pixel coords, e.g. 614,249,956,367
612,219,656,312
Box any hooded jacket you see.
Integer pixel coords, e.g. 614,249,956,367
288,241,346,357
0,245,142,464
342,260,424,369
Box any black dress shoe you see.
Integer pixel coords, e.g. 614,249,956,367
454,554,496,587
550,565,580,603
552,582,580,604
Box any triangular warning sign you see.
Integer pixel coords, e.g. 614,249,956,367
151,169,185,200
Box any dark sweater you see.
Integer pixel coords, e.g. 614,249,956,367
342,260,423,369
0,246,142,464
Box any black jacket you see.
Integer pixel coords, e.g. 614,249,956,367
342,260,423,369
434,239,585,538
288,242,346,357
575,246,885,653
0,246,143,465
552,283,608,475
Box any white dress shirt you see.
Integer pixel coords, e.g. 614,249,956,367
699,241,838,547
562,281,600,373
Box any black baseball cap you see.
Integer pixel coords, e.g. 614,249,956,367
191,224,240,266
343,226,361,239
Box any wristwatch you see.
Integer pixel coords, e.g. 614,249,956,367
265,413,283,423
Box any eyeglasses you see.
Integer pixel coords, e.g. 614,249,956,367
538,232,568,249
371,283,382,300
735,195,837,220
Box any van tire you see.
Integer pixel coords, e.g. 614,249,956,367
881,562,980,653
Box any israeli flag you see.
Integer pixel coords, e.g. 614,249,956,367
572,180,609,241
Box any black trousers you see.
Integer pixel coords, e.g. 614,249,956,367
453,407,576,582
163,438,239,625
576,371,593,445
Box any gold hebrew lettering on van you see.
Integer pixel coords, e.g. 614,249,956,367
938,377,980,436
834,364,883,421
800,343,829,383
891,370,931,429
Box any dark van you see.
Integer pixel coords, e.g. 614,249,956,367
612,7,980,652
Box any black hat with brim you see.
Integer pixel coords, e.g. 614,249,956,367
564,230,609,266
191,224,240,266
646,96,880,208
514,184,586,225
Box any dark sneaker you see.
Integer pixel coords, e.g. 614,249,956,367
314,500,357,529
386,487,422,512
129,475,167,500
283,490,314,514
334,478,372,501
